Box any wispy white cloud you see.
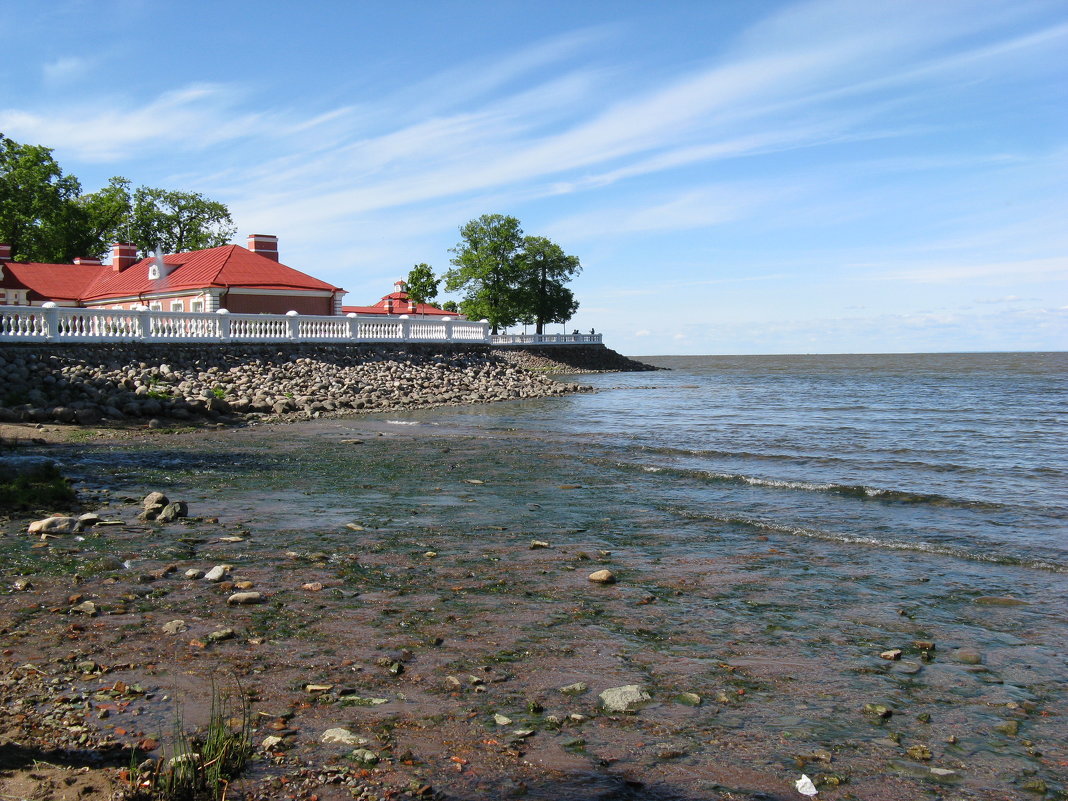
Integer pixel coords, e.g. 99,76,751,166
0,83,263,161
871,257,1068,284
42,55,89,85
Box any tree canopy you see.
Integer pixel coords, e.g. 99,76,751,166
405,263,440,306
444,214,580,334
0,133,235,263
517,235,581,334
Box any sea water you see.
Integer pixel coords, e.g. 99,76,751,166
397,352,1068,573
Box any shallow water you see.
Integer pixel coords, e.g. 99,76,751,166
41,352,1068,798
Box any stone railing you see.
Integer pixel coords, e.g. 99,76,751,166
0,305,490,345
491,333,602,345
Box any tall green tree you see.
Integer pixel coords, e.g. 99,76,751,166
516,235,580,334
444,214,525,334
0,134,83,262
405,263,440,306
0,134,235,262
130,187,235,256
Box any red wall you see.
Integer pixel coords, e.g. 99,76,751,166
223,294,334,315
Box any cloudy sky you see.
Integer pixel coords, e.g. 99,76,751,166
2,0,1065,354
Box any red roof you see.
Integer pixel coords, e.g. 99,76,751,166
1,261,100,303
82,244,342,301
342,290,454,317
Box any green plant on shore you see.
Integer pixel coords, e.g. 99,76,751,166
146,389,171,399
0,462,76,512
135,681,252,801
210,386,226,399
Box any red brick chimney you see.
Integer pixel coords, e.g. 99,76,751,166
247,234,279,261
0,244,11,262
385,298,394,314
111,243,138,272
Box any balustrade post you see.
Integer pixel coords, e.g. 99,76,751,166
399,314,411,341
216,308,231,341
441,317,453,342
285,310,300,341
41,302,59,340
133,306,149,341
346,312,358,340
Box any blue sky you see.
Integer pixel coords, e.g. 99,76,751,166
1,0,1065,354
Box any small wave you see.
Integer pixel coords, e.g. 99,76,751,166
592,457,1006,510
667,508,1068,573
632,443,982,474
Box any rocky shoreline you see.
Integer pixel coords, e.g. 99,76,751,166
0,343,624,429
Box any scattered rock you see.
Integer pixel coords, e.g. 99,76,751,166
530,540,551,549
162,619,188,635
880,649,903,661
974,596,1027,606
226,591,264,605
351,748,379,764
864,703,893,719
676,692,702,707
143,491,169,508
599,684,651,713
994,720,1019,736
906,744,932,761
321,728,367,746
560,682,588,695
494,713,513,726
207,628,236,643
204,565,231,582
70,601,98,616
28,516,80,535
952,648,983,665
587,569,616,584
302,582,324,591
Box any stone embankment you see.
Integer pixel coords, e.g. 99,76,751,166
491,343,660,373
0,343,589,426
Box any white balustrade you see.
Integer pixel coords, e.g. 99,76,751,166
0,306,602,347
491,333,602,345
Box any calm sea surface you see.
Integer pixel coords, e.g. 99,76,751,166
402,351,1068,574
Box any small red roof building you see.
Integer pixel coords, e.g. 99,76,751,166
341,280,459,318
0,236,346,315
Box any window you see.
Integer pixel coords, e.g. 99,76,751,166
190,300,204,313
149,302,163,311
171,299,184,312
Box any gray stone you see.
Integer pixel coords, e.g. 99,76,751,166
143,491,169,508
559,682,589,696
28,516,80,535
227,591,264,605
952,648,983,665
598,684,651,713
162,620,188,635
320,728,367,746
204,565,230,582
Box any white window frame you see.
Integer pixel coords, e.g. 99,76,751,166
190,299,204,313
149,301,163,312
170,299,184,312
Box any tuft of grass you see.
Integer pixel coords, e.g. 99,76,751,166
136,682,252,800
0,461,76,512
